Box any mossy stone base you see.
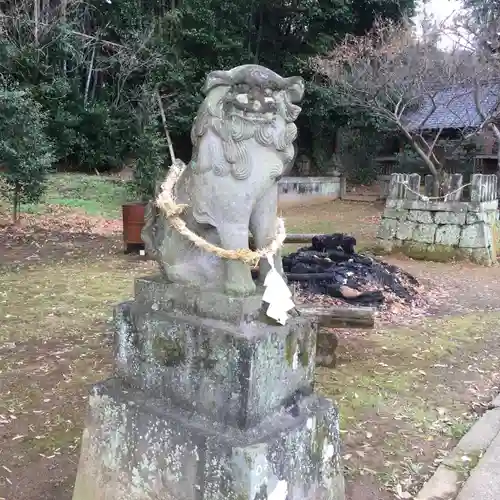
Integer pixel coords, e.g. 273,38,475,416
74,277,345,500
134,275,267,325
114,299,317,430
376,199,498,265
72,379,345,500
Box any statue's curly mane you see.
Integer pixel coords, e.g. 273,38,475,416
190,84,300,180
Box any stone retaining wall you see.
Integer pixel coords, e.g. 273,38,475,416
375,173,499,265
278,175,346,202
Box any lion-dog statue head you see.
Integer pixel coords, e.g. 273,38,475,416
190,65,305,183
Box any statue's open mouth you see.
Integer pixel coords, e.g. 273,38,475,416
225,90,277,123
229,107,275,123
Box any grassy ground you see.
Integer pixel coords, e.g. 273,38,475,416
1,173,383,238
0,258,153,500
1,174,500,500
321,313,500,498
2,256,500,500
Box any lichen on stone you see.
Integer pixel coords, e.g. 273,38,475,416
285,328,310,369
152,336,185,367
285,331,296,366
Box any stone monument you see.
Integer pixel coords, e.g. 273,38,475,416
72,65,345,500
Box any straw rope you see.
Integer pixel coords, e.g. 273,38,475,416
397,180,472,202
155,160,286,266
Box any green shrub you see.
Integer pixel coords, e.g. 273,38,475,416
0,88,55,221
127,113,167,202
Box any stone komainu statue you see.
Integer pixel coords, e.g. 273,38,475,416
142,64,305,296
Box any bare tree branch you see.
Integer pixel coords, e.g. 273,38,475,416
312,17,500,193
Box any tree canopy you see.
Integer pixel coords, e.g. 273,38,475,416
0,0,416,204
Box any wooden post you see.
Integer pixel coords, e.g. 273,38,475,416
491,174,498,201
400,173,410,199
485,174,497,201
339,175,347,199
485,175,492,201
388,173,406,200
250,234,329,246
12,183,20,224
470,174,482,202
387,174,398,200
298,305,375,329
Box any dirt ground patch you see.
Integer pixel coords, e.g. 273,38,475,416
2,196,500,500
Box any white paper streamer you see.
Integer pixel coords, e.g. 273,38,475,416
262,254,295,325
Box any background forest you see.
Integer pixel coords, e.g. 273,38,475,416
0,0,416,209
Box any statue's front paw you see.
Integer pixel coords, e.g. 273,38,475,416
224,277,256,297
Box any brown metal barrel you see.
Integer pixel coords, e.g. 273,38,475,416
122,202,146,248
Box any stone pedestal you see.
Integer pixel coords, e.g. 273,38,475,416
72,277,345,500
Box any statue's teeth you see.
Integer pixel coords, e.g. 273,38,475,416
236,93,249,104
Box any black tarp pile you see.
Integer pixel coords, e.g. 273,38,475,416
283,234,420,307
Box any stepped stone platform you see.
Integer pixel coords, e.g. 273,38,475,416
72,277,345,500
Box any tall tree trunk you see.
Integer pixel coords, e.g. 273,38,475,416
399,125,440,196
62,0,68,73
42,0,49,21
34,0,39,45
84,45,97,108
90,70,99,102
12,183,19,224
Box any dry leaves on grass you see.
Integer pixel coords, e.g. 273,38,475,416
0,205,122,241
0,206,123,264
300,285,452,326
377,280,454,325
